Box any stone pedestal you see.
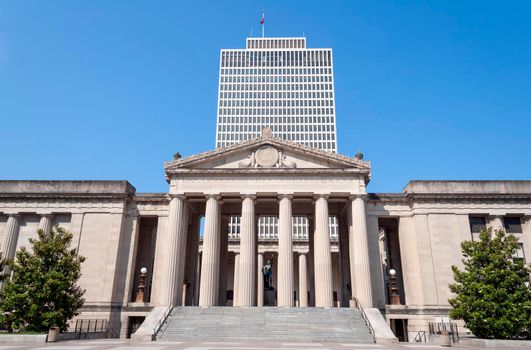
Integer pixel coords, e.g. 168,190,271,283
264,289,276,306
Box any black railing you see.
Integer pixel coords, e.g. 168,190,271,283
152,306,173,340
429,322,459,343
412,330,426,342
70,319,118,339
351,297,375,342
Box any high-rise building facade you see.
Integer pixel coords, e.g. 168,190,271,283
215,37,337,153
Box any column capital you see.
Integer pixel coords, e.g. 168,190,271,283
348,194,368,201
241,194,257,201
205,194,221,201
278,193,293,200
7,213,21,219
313,194,330,201
40,213,55,219
169,194,187,200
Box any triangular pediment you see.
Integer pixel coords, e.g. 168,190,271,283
165,134,370,174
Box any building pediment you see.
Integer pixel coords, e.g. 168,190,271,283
165,129,370,180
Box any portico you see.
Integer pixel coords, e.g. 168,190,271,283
151,130,374,308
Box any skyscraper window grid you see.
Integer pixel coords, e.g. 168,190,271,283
215,37,338,153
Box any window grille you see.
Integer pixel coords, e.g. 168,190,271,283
504,216,523,234
469,216,487,234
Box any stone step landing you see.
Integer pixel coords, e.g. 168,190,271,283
156,307,374,343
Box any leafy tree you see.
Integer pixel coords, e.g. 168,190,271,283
449,228,531,339
0,226,86,332
0,251,8,283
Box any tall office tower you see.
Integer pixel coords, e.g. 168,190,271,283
216,37,337,153
215,37,340,239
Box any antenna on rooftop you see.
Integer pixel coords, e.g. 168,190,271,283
260,10,265,38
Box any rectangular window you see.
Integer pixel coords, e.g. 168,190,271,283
504,216,523,234
469,216,487,234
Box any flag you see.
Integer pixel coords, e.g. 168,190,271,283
260,14,264,25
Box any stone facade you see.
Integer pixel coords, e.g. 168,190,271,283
1,136,530,340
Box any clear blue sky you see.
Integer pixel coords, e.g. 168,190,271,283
1,1,530,193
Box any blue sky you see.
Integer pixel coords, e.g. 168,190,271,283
1,1,530,193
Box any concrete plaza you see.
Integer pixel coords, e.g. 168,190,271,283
0,340,522,350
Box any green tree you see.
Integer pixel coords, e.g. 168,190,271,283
0,226,86,332
449,228,531,339
0,251,8,283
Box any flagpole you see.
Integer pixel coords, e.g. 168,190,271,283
262,11,265,38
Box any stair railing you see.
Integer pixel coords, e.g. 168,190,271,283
412,330,427,342
350,297,375,342
152,306,173,340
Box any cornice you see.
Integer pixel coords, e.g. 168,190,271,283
167,168,370,177
0,193,132,200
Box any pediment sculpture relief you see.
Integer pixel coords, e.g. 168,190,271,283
239,146,296,168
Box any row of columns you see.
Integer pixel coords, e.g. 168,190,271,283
1,214,54,262
162,193,374,308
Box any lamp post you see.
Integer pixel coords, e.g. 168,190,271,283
135,267,148,303
389,268,401,305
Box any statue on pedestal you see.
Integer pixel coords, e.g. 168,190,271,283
262,260,273,290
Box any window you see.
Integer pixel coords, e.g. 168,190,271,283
469,216,487,234
504,216,523,234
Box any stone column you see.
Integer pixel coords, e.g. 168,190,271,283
218,216,229,306
238,195,257,306
298,253,308,307
348,195,373,308
233,253,240,306
257,252,264,306
194,252,202,306
2,214,20,260
313,195,333,307
308,216,315,306
161,195,188,306
199,195,222,307
278,194,294,307
184,214,200,306
38,214,54,233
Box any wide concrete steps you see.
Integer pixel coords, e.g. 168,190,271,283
156,307,374,343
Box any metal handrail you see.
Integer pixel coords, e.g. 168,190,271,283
351,297,375,342
428,322,459,343
412,330,427,342
152,306,172,340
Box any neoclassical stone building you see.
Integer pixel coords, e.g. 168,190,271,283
1,130,530,340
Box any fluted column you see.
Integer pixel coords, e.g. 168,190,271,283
257,252,264,307
2,214,20,260
278,194,294,306
38,214,54,233
199,195,222,307
238,194,257,306
298,253,308,307
218,216,229,306
161,195,188,306
233,253,240,306
314,195,334,307
348,195,373,307
184,214,200,306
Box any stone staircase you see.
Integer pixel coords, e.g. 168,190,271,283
156,307,375,343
